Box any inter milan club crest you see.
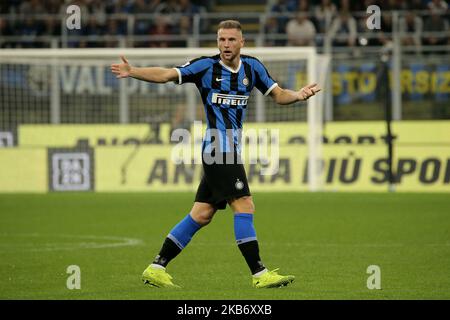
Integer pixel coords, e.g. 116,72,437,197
242,77,249,86
235,179,244,190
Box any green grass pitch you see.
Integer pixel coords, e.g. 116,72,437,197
0,192,449,300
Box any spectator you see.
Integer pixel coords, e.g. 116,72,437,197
40,16,61,37
0,18,14,48
132,0,153,14
329,10,358,47
19,0,46,39
102,0,129,38
19,0,45,15
149,15,173,48
111,0,134,14
408,0,428,11
87,0,107,26
178,0,208,33
46,0,61,14
155,0,181,15
19,17,41,48
179,15,192,33
270,0,291,33
104,18,123,47
338,0,351,11
287,0,310,12
352,0,372,12
154,0,181,27
381,0,402,10
396,0,412,11
377,13,393,46
290,0,318,29
82,16,105,47
423,11,449,46
147,0,163,12
179,0,201,15
105,0,117,14
428,0,448,14
172,15,192,47
399,11,423,47
191,0,212,11
264,16,286,46
133,0,152,45
314,0,337,33
286,11,317,46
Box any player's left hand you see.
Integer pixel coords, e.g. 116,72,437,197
298,83,321,101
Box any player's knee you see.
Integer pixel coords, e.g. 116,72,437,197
231,196,255,213
191,208,216,226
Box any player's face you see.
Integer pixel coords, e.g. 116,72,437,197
217,28,244,63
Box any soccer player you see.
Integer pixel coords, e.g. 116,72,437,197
111,20,321,288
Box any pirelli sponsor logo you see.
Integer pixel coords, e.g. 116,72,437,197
211,93,249,106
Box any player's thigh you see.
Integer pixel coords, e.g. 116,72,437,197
228,196,255,213
190,201,217,226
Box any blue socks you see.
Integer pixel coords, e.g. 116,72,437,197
234,213,266,274
234,213,257,244
168,213,201,249
168,213,258,249
155,212,265,275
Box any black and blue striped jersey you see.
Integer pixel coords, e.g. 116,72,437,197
174,54,278,154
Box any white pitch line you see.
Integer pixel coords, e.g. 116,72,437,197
0,233,144,252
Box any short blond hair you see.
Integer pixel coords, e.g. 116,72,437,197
217,20,242,32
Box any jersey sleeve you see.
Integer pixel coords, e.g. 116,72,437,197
253,59,278,96
173,57,210,85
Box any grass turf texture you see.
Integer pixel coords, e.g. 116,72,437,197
0,192,449,300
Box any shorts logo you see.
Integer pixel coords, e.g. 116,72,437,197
235,179,244,190
242,77,249,86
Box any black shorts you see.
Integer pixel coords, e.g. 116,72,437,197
194,153,251,210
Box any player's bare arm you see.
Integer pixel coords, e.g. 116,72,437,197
110,55,178,83
269,83,321,105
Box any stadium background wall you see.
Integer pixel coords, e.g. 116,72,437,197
0,121,448,193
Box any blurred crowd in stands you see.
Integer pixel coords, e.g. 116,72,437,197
0,0,449,49
0,0,208,47
267,0,449,49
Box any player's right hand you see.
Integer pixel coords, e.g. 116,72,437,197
110,55,131,79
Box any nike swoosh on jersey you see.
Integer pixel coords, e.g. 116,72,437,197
215,78,225,82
